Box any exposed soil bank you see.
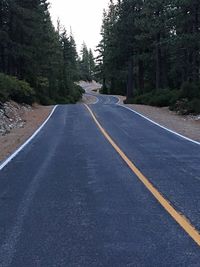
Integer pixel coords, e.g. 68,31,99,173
0,102,52,161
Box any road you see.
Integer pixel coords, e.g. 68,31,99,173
0,88,200,266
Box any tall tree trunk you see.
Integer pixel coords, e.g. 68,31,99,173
126,57,134,100
102,77,107,94
156,33,162,90
162,50,168,88
138,59,144,93
110,77,115,95
192,1,199,82
0,46,6,73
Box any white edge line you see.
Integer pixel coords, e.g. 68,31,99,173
84,93,99,105
0,105,58,171
91,96,99,105
116,103,200,146
115,96,121,105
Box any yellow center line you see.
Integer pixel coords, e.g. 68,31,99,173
84,104,200,247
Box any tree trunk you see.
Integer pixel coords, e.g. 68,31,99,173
156,33,162,90
192,1,199,82
161,49,168,88
110,77,115,95
138,59,144,93
102,77,107,94
126,57,134,100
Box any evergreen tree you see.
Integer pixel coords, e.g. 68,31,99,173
0,0,82,104
79,42,95,81
88,49,95,78
97,0,200,111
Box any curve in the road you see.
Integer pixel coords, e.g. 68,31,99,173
86,91,200,145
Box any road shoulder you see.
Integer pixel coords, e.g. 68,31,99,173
0,104,53,161
117,96,200,143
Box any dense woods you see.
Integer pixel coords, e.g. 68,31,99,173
97,0,200,114
0,0,84,105
79,42,96,82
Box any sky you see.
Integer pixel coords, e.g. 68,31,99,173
49,0,110,54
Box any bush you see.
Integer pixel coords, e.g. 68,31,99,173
70,84,84,103
37,95,55,106
0,73,13,101
0,73,35,104
148,90,180,107
187,99,200,114
126,83,200,114
169,82,200,114
10,79,35,105
171,98,200,114
126,89,180,107
53,84,84,105
180,81,200,100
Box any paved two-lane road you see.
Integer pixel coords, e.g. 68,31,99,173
0,90,200,266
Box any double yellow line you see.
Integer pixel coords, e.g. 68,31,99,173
85,104,200,247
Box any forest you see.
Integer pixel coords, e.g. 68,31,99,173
1,0,199,114
0,0,95,105
96,0,200,114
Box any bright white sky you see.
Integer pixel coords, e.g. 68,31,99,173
49,0,110,54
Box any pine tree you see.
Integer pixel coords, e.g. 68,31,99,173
0,0,82,104
79,42,91,81
88,49,95,79
97,0,200,103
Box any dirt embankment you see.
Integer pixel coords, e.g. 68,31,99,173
0,101,52,161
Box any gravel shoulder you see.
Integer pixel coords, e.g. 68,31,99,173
0,104,53,161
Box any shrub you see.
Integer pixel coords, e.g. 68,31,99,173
0,73,35,105
148,90,180,107
0,73,12,101
171,98,200,115
70,84,84,103
126,89,180,107
180,81,200,100
10,79,35,105
170,98,189,114
37,95,54,106
187,99,200,114
53,84,84,104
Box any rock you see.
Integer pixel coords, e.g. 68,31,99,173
0,101,32,136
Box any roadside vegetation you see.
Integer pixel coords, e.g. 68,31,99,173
96,0,200,114
0,0,96,105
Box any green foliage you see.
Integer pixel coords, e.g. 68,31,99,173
126,85,200,114
97,0,200,113
0,73,35,104
180,82,200,100
0,74,12,102
79,43,96,81
125,89,180,107
70,84,84,103
0,0,81,105
36,76,49,105
171,98,200,115
53,84,84,104
186,99,200,114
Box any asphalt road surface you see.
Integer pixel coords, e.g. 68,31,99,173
0,90,200,266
